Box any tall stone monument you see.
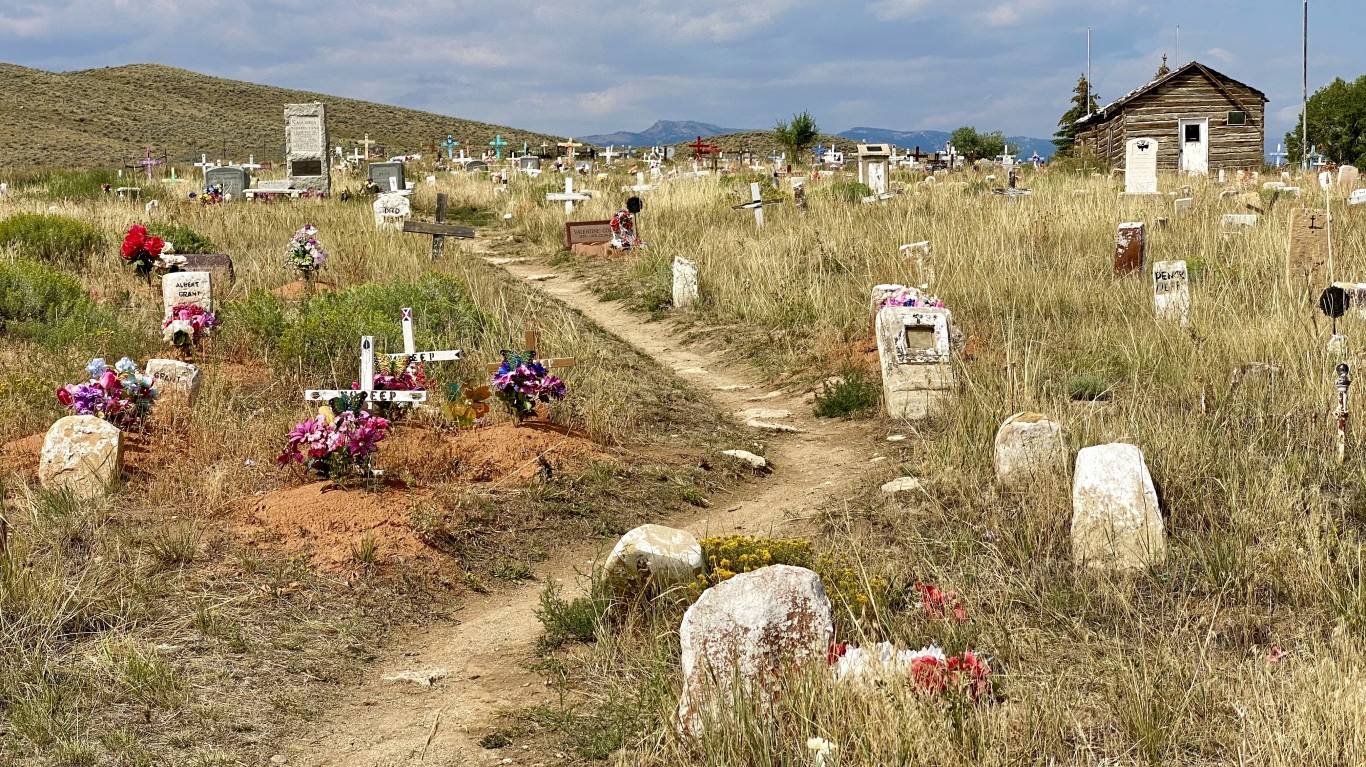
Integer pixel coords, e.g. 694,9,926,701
285,102,330,195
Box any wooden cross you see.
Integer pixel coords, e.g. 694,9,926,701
489,134,508,160
603,145,616,165
546,178,592,214
441,135,460,160
688,136,712,159
483,330,577,374
359,134,374,159
402,193,475,259
305,336,428,409
623,171,656,193
558,138,583,164
240,154,261,172
387,307,463,364
193,153,216,177
137,148,163,181
731,181,783,227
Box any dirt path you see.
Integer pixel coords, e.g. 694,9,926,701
285,247,878,767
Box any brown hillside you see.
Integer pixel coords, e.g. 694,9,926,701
0,63,571,170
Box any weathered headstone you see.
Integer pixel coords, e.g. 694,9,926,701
285,102,330,195
162,271,211,318
38,415,123,499
1173,197,1193,215
1124,138,1159,195
1340,165,1361,188
146,359,202,407
178,254,235,286
204,166,249,199
677,565,832,737
994,412,1066,488
1221,213,1259,230
875,298,954,420
1071,443,1167,571
857,143,891,195
1113,222,1145,276
1287,208,1330,294
373,192,411,230
673,257,699,308
603,524,703,600
367,161,405,193
1349,189,1366,207
1153,260,1191,325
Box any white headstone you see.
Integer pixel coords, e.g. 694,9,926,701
162,271,212,318
285,102,329,195
994,412,1066,488
1349,189,1366,207
146,359,202,407
372,192,411,229
672,256,699,308
875,301,954,421
39,415,123,499
1173,197,1193,215
1072,443,1166,570
1153,260,1191,325
1124,138,1159,195
1340,165,1360,188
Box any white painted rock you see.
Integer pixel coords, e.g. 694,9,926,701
746,418,800,433
677,565,832,737
881,476,922,495
146,359,202,407
994,412,1066,487
38,415,123,499
1071,443,1166,570
603,524,704,598
673,256,699,308
721,449,768,470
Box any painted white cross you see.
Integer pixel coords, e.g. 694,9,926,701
1270,144,1288,167
386,307,464,365
603,145,617,165
623,171,657,193
193,154,216,176
304,336,428,408
240,154,262,173
546,177,592,214
731,181,783,228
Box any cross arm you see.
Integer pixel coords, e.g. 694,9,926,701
402,221,475,238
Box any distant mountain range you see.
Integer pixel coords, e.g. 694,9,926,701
580,121,1055,159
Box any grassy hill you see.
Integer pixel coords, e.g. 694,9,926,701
0,63,569,170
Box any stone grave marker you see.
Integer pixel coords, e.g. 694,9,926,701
162,271,211,318
1113,222,1145,276
39,415,123,500
1287,208,1330,295
603,524,703,600
146,359,202,407
1221,213,1258,230
898,243,934,287
1173,197,1193,215
1340,165,1361,189
1124,138,1159,195
1152,260,1190,325
373,192,411,230
857,143,892,195
994,412,1066,488
368,161,405,193
1349,189,1366,207
257,180,294,192
402,193,473,259
179,254,235,287
204,166,249,199
673,257,699,308
874,296,954,420
792,177,807,210
285,102,330,195
563,220,613,256
1071,443,1167,571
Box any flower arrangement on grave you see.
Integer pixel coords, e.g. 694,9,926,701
57,357,158,430
276,404,391,480
880,285,945,310
120,225,176,283
443,381,492,428
490,350,567,421
162,303,219,359
915,581,968,623
191,183,224,204
352,358,427,419
828,642,994,702
284,224,328,280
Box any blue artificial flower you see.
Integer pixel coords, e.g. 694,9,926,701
86,358,108,378
115,357,137,375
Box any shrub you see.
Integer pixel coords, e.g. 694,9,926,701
829,181,874,204
147,223,215,254
1066,371,1113,401
0,213,105,264
0,259,88,324
814,369,881,418
694,535,814,589
536,578,611,648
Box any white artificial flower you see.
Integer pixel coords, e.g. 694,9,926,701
163,319,193,343
160,241,176,255
806,737,837,767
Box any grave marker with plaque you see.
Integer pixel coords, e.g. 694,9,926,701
285,102,330,195
162,271,212,318
1114,222,1146,276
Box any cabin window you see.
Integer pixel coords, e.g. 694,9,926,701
1227,111,1247,126
1184,123,1202,143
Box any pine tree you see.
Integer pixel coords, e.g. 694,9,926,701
1052,75,1100,157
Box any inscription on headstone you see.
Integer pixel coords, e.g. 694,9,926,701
367,162,405,193
1287,208,1330,294
373,192,411,230
1153,260,1190,325
204,166,249,199
162,271,212,318
1124,138,1159,195
285,102,330,195
563,220,613,248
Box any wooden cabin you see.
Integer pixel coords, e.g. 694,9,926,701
1074,62,1267,173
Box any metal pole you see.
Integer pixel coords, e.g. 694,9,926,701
1086,27,1092,116
1303,0,1309,171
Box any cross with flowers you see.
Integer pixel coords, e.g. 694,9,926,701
305,336,428,410
483,330,576,375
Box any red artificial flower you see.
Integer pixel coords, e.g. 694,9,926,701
56,386,73,407
828,642,849,665
910,655,948,695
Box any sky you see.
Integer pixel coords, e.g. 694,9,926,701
1,0,1362,146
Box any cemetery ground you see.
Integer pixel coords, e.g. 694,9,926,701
2,161,1366,766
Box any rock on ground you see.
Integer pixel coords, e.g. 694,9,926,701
603,524,704,599
994,412,1066,487
1071,443,1166,570
721,449,768,470
146,358,202,407
39,415,123,499
677,565,832,737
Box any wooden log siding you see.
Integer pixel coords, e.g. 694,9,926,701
1076,66,1266,171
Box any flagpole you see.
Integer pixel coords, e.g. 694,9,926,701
1302,0,1309,171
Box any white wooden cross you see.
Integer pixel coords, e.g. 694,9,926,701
1270,144,1288,167
558,138,583,165
546,177,592,214
623,171,657,193
304,336,428,409
349,147,365,164
731,181,783,228
603,145,617,165
193,154,216,176
386,307,463,365
240,154,262,173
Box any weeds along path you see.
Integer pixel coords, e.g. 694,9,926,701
288,241,878,767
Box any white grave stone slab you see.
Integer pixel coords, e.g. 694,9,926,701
875,300,954,420
285,102,330,195
672,256,699,308
146,359,202,407
1124,138,1159,195
1349,189,1366,207
39,415,123,500
994,412,1066,488
373,192,411,229
1173,197,1193,215
1340,165,1360,188
1221,213,1258,229
1152,260,1190,325
1072,443,1167,571
162,271,211,318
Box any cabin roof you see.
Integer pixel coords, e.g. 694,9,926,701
1076,61,1268,128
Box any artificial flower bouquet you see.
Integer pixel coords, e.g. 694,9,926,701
284,224,328,279
353,358,427,418
121,225,176,282
490,350,567,421
57,357,158,430
828,641,993,702
162,303,218,358
442,381,492,428
277,405,390,480
879,285,945,310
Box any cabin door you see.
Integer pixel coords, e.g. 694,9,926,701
1179,118,1209,175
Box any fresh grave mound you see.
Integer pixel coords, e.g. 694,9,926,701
0,433,44,478
239,481,436,572
0,422,202,482
272,279,337,301
382,420,613,484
